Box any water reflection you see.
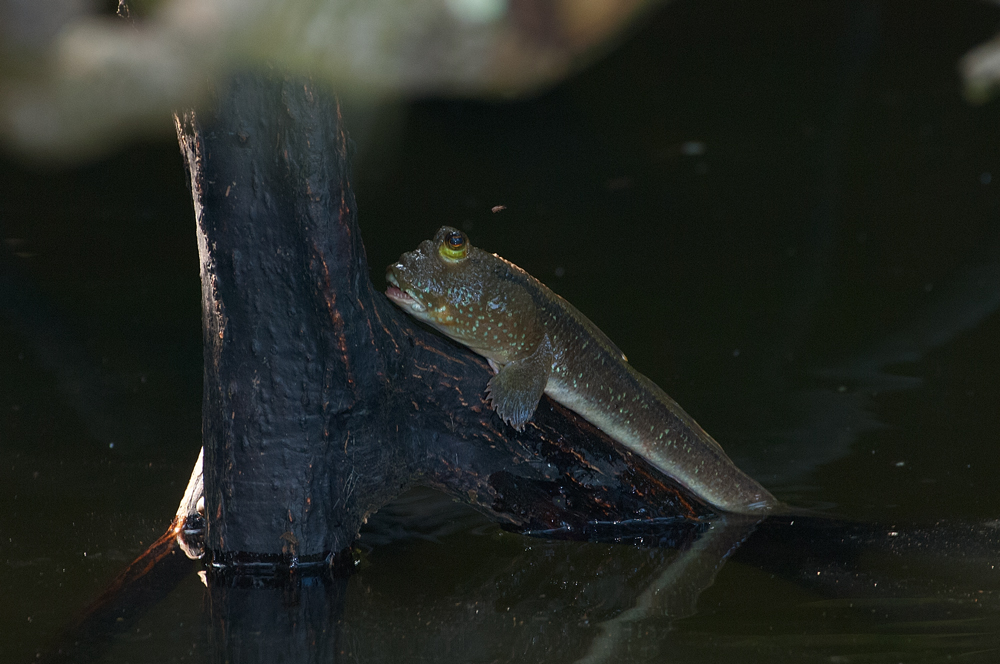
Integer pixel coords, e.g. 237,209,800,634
209,575,346,664
85,501,1000,664
196,505,757,664
6,0,1000,661
575,515,758,664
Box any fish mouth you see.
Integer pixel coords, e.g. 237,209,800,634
385,269,427,313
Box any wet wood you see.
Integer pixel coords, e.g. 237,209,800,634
174,70,712,566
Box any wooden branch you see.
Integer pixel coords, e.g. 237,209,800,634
174,69,712,567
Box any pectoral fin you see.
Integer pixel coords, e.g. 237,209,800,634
486,335,554,431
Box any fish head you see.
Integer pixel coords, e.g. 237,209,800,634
385,226,537,360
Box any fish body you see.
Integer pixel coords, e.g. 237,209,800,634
386,226,777,514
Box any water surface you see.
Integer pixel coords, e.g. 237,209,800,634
3,1,1000,661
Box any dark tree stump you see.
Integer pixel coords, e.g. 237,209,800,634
174,70,711,568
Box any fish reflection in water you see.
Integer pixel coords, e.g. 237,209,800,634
194,504,760,664
186,501,1000,664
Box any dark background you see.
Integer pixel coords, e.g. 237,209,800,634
3,1,1000,661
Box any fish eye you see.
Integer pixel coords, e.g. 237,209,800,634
439,230,469,262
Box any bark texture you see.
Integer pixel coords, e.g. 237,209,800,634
175,70,710,565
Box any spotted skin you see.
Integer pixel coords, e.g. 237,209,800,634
386,226,777,515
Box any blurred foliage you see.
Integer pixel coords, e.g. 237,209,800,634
961,30,1000,104
0,0,659,160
